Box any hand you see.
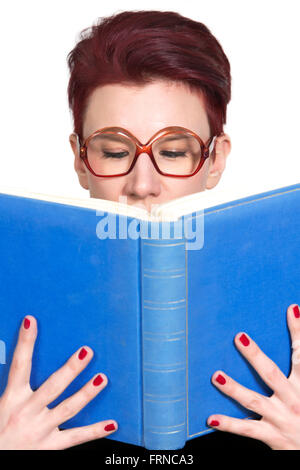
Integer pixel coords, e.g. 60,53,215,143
0,315,118,450
207,303,300,450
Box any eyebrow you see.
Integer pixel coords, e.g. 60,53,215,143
158,134,190,142
89,131,191,144
93,134,128,142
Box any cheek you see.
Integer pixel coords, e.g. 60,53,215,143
165,170,208,197
187,160,210,192
87,175,124,201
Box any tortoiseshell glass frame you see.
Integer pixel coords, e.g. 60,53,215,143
75,126,218,178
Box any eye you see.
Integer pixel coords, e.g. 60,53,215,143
103,151,129,159
159,150,187,158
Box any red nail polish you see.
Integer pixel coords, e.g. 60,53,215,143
104,423,115,432
293,305,300,318
239,333,250,346
209,420,220,427
216,374,226,385
93,374,103,386
78,347,88,360
24,318,30,329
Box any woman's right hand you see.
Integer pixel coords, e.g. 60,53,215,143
0,315,118,450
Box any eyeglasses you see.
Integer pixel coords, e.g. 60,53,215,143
75,126,218,178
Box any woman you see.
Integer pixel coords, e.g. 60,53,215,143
0,10,299,450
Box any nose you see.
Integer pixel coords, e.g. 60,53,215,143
122,152,161,203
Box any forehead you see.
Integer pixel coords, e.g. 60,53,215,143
82,80,210,141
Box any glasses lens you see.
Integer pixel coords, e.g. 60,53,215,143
152,132,202,175
87,133,136,175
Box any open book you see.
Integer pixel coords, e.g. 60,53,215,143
0,182,299,450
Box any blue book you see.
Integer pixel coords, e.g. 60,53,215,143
0,182,299,450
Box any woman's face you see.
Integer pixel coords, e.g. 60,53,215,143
69,80,231,212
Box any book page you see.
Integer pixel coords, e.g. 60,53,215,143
0,184,225,221
0,185,151,220
151,188,227,220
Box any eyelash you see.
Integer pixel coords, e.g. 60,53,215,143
160,151,186,158
101,150,188,159
103,151,129,159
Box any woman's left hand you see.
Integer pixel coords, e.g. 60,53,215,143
207,303,300,450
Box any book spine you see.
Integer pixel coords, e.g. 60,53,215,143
140,221,187,450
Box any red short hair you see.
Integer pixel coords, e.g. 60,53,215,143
67,10,231,137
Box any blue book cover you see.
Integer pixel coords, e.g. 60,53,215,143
0,182,299,450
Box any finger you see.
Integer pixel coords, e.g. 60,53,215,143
211,370,284,427
234,331,297,404
54,419,118,450
6,316,38,390
48,372,108,428
286,304,300,379
27,345,94,411
206,414,278,448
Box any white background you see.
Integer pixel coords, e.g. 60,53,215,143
0,0,299,204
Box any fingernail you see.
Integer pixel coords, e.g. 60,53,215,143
93,374,103,386
78,347,88,360
104,423,116,432
239,333,250,346
209,420,220,427
23,318,30,329
293,305,300,318
216,374,226,385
